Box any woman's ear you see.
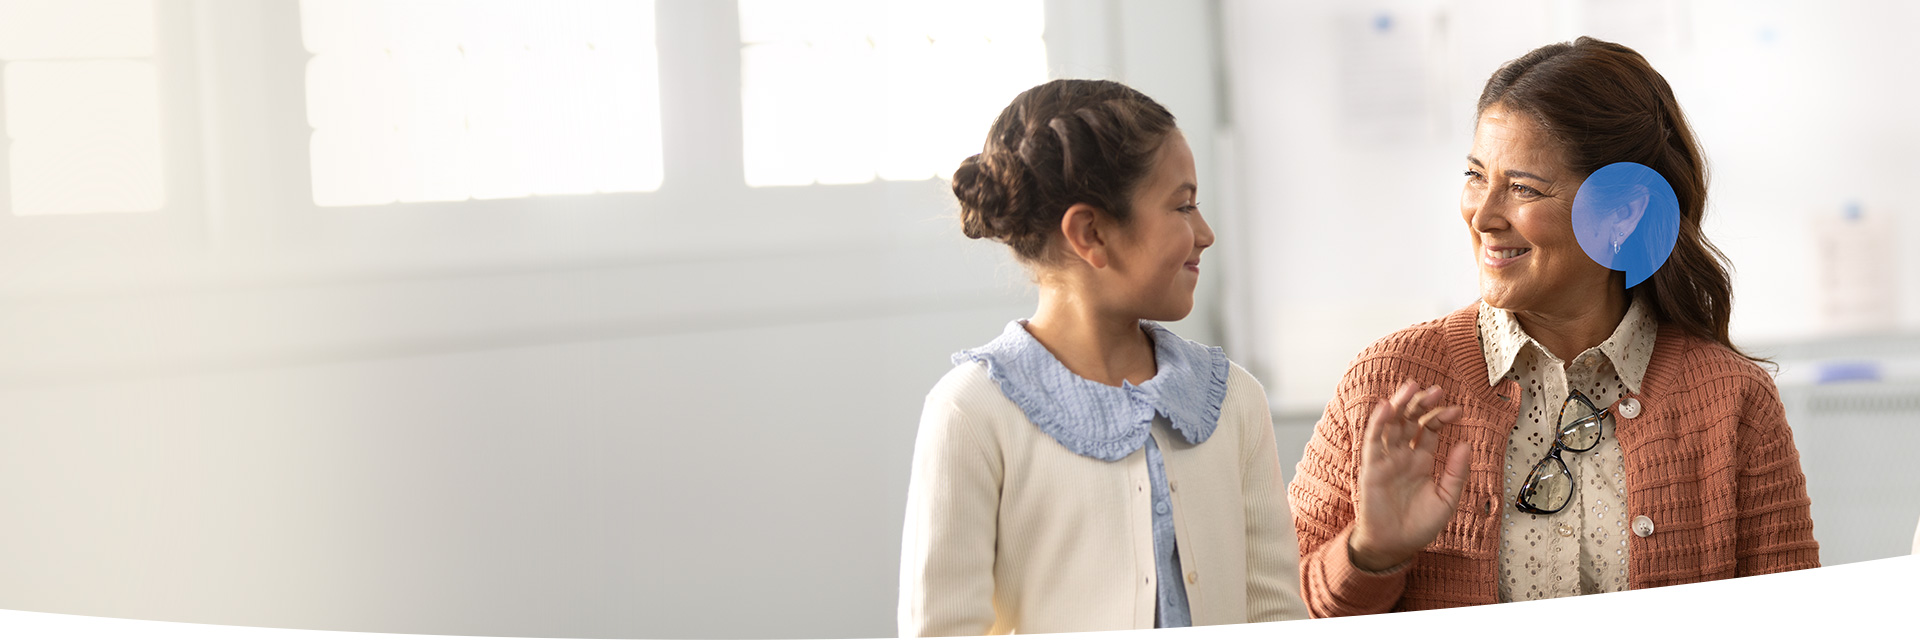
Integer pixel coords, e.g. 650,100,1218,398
1059,203,1110,269
1611,185,1651,241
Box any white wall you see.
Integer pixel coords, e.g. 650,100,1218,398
0,1,1231,637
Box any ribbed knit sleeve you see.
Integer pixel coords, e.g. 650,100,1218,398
1289,311,1508,615
1285,305,1821,614
1289,390,1409,617
899,393,1003,637
1231,366,1310,622
1732,373,1821,574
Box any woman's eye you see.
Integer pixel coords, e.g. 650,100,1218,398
1179,202,1200,214
1511,183,1542,197
1464,169,1484,181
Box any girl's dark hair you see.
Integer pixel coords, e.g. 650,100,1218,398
1479,37,1761,363
952,79,1177,262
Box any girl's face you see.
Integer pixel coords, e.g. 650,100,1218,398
1461,105,1613,316
1103,129,1213,322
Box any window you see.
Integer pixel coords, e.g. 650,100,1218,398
0,0,165,216
300,0,664,207
738,0,1048,187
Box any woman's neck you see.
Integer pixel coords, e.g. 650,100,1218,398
1512,290,1631,364
1025,287,1157,387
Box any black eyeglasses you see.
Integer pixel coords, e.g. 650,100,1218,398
1514,389,1612,515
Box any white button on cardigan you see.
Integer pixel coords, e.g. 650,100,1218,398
1618,397,1643,419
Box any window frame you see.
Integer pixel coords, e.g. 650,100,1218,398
0,1,208,289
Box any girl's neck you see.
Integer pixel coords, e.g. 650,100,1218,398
1025,287,1157,387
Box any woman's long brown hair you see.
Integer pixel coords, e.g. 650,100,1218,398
1478,37,1765,363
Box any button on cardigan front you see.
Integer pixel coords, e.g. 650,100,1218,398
948,320,1223,629
1286,303,1820,617
1478,299,1655,599
900,321,1308,635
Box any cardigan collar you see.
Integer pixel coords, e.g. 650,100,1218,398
953,320,1230,462
1442,300,1689,425
1475,295,1659,393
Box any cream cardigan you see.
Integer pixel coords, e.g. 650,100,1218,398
899,359,1307,636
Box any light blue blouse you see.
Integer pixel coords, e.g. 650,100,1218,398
953,320,1231,628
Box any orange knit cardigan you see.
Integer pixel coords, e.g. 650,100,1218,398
1287,304,1820,616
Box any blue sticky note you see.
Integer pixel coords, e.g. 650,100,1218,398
1572,162,1681,288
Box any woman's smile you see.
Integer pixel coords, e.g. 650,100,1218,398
1482,245,1532,267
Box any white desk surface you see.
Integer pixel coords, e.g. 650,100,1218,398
2,554,1915,639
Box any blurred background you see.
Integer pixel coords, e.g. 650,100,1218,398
0,0,1914,637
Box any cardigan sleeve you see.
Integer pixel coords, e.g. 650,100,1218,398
899,394,1003,637
1732,375,1821,575
1287,389,1409,617
1233,368,1309,622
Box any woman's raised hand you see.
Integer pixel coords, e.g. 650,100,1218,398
1347,380,1472,572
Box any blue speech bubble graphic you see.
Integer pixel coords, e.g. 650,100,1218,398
1572,162,1680,288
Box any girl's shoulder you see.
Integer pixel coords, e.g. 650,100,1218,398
1215,359,1280,449
925,358,1020,419
929,355,987,391
1220,359,1270,420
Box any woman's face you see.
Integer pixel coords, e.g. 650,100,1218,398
1461,105,1614,316
1104,129,1213,322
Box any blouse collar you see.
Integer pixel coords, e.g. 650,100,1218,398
1477,295,1660,393
952,320,1230,462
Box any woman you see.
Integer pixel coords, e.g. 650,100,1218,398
1288,37,1819,615
899,79,1307,635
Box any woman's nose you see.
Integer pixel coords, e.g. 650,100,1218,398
1193,211,1216,249
1466,191,1508,232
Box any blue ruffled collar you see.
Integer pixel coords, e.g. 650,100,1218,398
952,320,1231,462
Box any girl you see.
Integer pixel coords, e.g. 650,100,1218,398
898,79,1307,636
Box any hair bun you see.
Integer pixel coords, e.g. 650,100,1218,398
953,152,1023,242
953,79,1176,262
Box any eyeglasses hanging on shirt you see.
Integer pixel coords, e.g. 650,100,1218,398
1515,389,1613,515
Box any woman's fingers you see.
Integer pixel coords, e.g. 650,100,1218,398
1371,382,1410,447
1372,381,1462,458
1417,405,1464,433
1396,384,1431,424
1387,380,1418,419
1413,385,1448,419
1393,381,1433,444
1392,384,1453,446
1364,398,1394,458
1411,416,1437,455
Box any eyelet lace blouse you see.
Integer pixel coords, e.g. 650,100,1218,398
1477,298,1657,600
